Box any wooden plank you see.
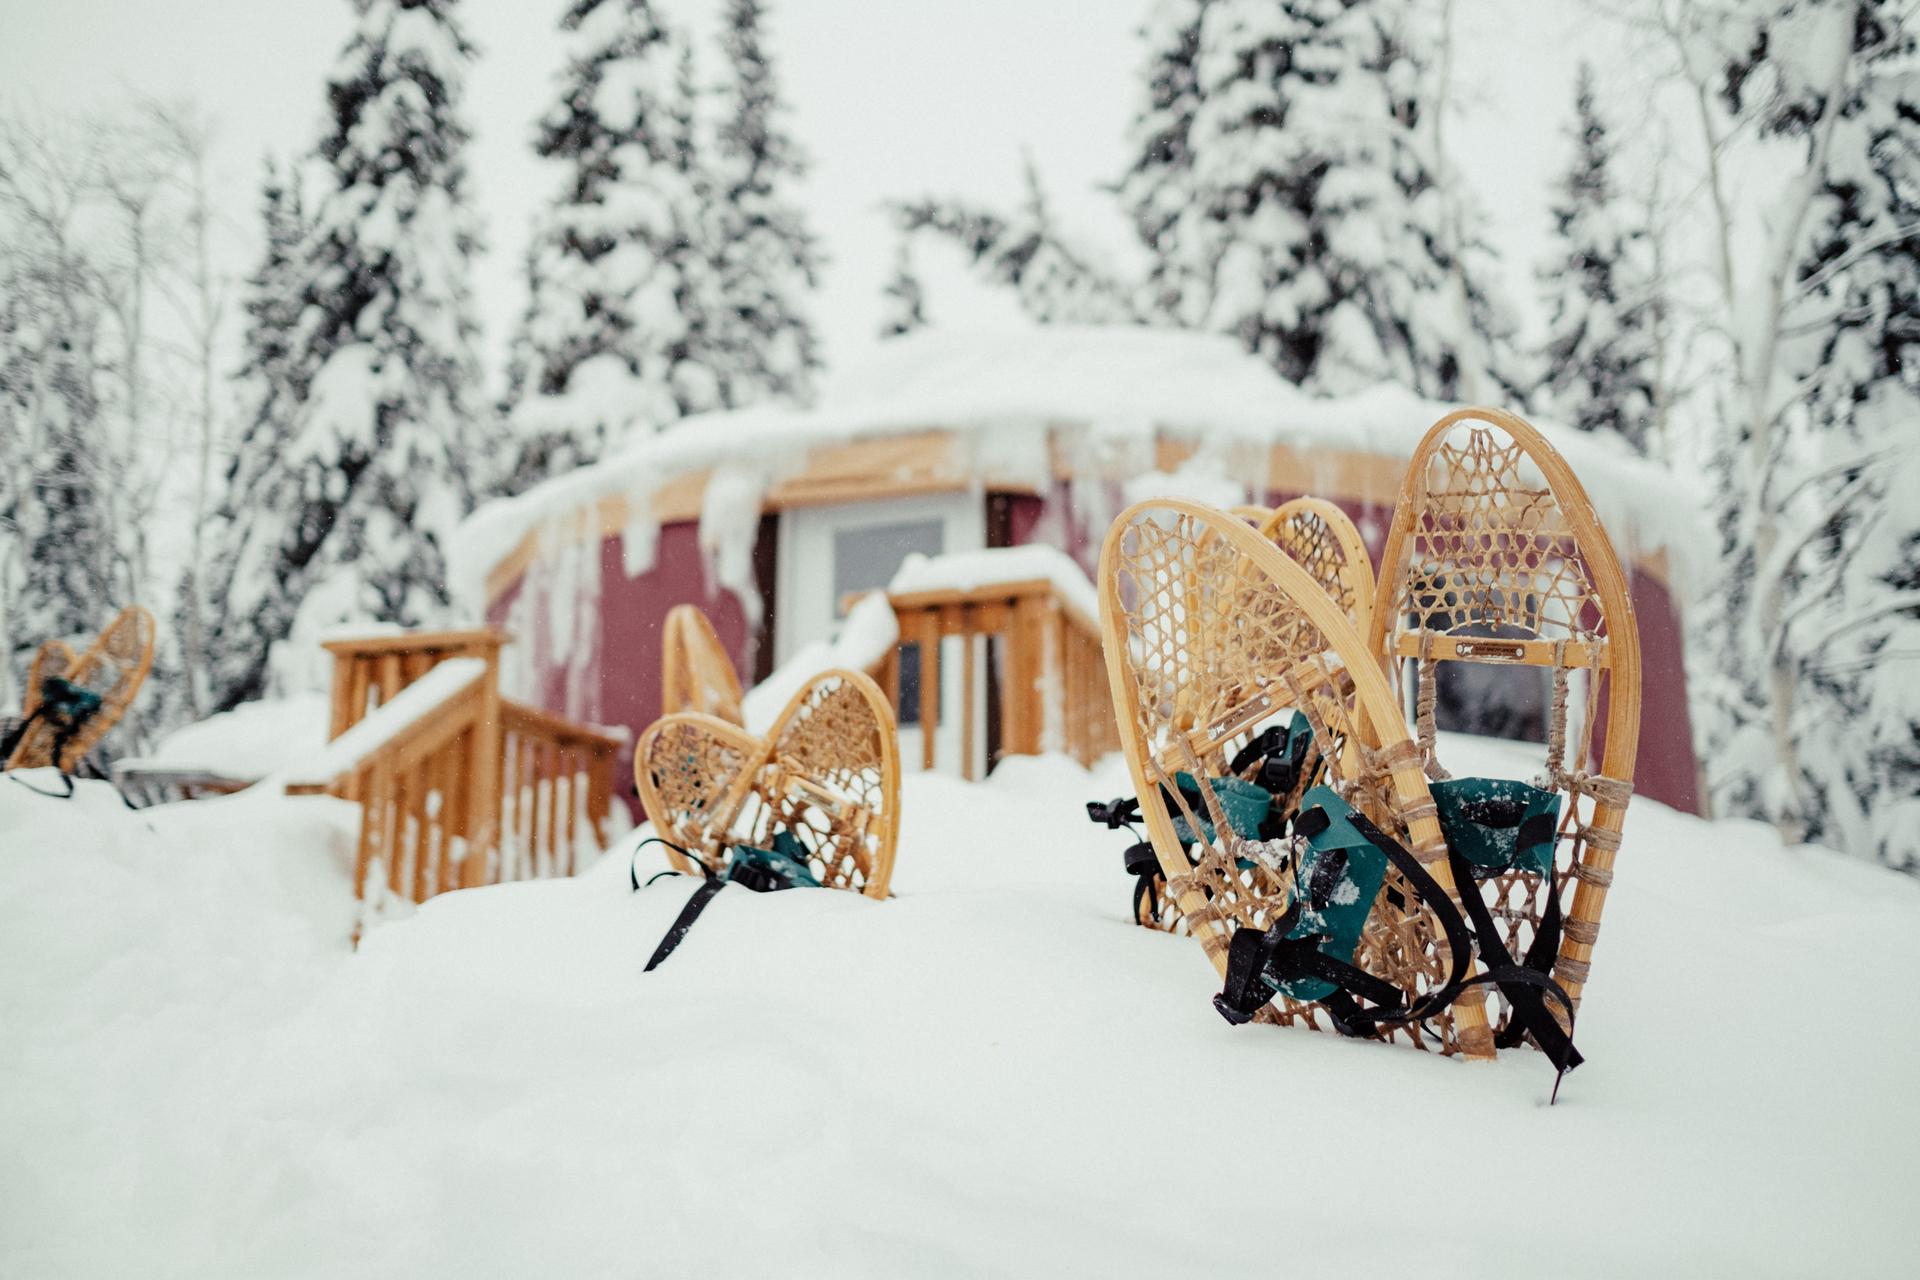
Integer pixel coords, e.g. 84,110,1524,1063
344,660,370,738
961,629,977,782
917,614,940,773
328,654,354,740
1389,632,1609,670
377,653,402,712
586,750,610,851
886,580,1052,613
560,750,579,876
498,698,626,752
1003,600,1030,756
320,628,507,657
1021,598,1045,756
540,741,560,878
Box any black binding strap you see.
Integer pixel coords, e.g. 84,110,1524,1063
643,878,726,971
1440,841,1582,1076
1123,840,1163,923
1214,801,1580,1095
1349,812,1582,1094
1086,797,1142,829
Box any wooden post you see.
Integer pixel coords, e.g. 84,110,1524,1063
917,613,940,773
961,621,978,782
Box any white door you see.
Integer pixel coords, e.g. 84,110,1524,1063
777,493,985,773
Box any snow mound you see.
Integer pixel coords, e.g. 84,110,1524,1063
3,739,1914,1275
117,694,330,784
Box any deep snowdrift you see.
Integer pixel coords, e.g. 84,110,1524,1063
2,743,1914,1277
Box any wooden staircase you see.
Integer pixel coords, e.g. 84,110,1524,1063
285,629,624,933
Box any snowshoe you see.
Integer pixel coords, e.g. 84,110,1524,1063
1256,496,1378,636
660,604,745,726
635,667,900,898
1372,408,1641,1027
4,606,155,773
1098,497,1498,1060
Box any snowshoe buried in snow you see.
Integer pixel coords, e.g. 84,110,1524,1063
635,666,900,898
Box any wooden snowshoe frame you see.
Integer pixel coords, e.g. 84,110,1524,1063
660,604,745,726
1258,497,1377,636
1370,408,1642,1016
1100,499,1495,1059
6,605,155,772
635,668,900,899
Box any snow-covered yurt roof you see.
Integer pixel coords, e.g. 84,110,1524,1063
457,326,1702,609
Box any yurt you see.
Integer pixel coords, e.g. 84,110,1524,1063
457,327,1703,813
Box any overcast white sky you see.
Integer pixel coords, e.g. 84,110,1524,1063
0,0,1624,396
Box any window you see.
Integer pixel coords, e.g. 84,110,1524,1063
832,518,944,724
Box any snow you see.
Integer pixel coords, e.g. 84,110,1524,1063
888,545,1100,628
116,694,330,784
3,732,1916,1276
278,658,488,790
741,591,900,735
456,327,1707,614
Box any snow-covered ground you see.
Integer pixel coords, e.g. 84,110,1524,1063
3,738,1915,1277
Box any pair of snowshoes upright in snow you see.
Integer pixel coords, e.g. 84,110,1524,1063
3,605,156,779
635,605,900,964
1096,409,1641,1085
642,605,900,899
633,635,902,966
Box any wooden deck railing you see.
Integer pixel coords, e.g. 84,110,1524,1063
881,578,1119,778
290,629,624,936
323,628,507,739
499,698,621,882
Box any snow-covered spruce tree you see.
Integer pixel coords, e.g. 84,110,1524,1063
197,158,311,709
506,0,724,489
893,155,1137,325
1677,0,1920,868
877,237,926,339
1758,1,1920,869
712,0,821,405
205,0,489,711
1536,63,1661,452
1117,0,1214,325
1184,0,1514,398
